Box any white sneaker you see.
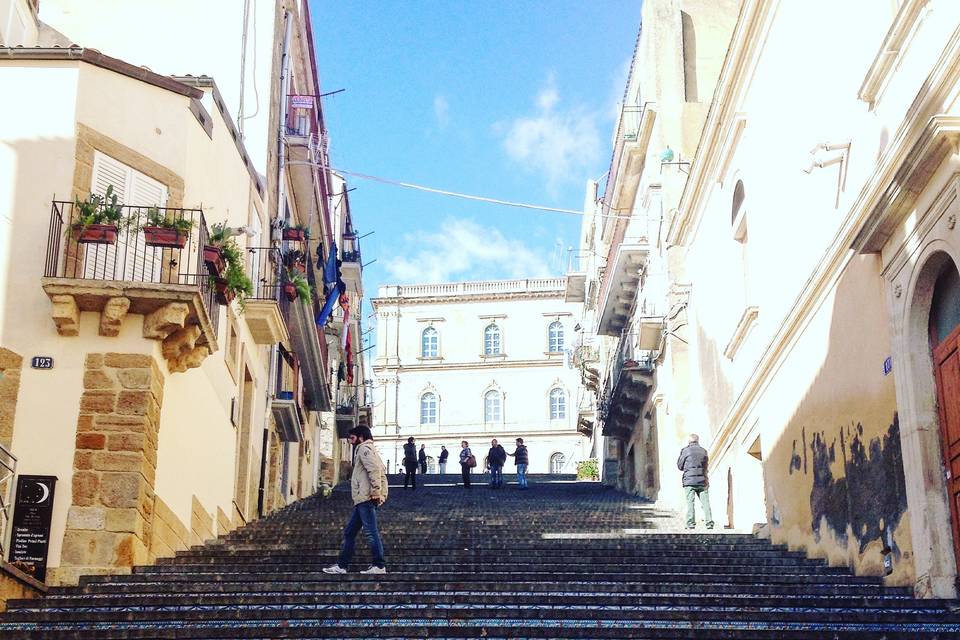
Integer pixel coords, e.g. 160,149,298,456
360,565,387,574
322,565,347,574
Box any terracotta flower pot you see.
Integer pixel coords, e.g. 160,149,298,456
143,226,189,248
283,228,306,242
203,245,225,277
73,223,118,245
283,282,298,302
214,278,235,305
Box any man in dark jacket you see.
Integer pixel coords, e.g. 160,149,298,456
418,444,428,475
507,438,529,489
677,434,713,529
486,439,507,488
438,446,449,475
403,437,418,490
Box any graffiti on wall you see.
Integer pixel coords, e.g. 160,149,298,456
787,413,908,553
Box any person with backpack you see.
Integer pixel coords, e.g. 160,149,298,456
402,436,418,490
322,426,388,575
486,439,507,489
459,440,474,489
508,437,529,489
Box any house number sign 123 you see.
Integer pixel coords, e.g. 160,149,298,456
31,356,54,369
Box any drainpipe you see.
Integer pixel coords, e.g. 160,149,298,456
257,8,293,517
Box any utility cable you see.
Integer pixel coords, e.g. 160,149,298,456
284,160,634,220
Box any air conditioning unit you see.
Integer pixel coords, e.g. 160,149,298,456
637,316,665,351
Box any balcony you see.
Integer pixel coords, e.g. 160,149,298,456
564,273,586,303
243,247,289,345
599,330,656,441
341,235,362,296
284,256,332,412
602,103,656,238
597,243,649,336
42,201,219,372
272,346,304,442
335,392,358,438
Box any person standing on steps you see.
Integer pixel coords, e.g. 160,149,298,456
459,440,474,489
507,437,529,489
486,439,507,489
677,433,714,530
438,445,449,475
403,436,418,490
323,426,388,575
418,443,428,475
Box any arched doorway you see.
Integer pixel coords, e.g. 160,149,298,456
930,261,960,573
550,452,566,474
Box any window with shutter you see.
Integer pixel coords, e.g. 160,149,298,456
86,152,168,282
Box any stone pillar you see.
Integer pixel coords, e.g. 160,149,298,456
56,353,164,586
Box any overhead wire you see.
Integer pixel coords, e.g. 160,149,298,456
284,160,634,220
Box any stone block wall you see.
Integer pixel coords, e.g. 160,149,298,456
0,348,23,451
56,353,164,585
190,495,214,546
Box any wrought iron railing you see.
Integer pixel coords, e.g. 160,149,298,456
276,346,304,417
44,200,220,334
0,442,16,560
246,246,283,301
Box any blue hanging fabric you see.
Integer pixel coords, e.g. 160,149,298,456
323,242,338,290
315,281,345,327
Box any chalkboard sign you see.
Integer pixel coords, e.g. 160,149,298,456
9,475,57,581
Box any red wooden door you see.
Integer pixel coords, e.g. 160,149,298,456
933,322,960,573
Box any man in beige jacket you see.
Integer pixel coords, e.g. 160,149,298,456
323,426,389,574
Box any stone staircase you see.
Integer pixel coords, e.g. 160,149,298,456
1,477,959,638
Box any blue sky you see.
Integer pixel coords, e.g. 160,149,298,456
309,1,640,341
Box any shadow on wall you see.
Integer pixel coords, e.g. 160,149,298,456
768,254,909,576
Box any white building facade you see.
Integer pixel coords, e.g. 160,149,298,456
372,279,588,476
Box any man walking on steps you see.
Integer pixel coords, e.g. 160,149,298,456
402,436,418,490
677,433,714,530
508,437,529,489
486,438,507,488
323,426,388,575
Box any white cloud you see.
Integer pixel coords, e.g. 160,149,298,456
384,218,552,284
433,95,450,129
499,75,601,192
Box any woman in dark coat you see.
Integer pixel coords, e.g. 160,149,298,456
403,437,418,490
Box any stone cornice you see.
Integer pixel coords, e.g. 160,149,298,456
667,0,778,248
858,0,931,106
373,358,566,373
371,289,565,308
708,23,960,467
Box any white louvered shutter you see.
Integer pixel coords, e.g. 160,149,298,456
87,152,167,281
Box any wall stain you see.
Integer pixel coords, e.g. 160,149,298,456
807,413,908,553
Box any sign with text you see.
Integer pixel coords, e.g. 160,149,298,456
289,95,315,109
9,475,57,581
30,356,53,369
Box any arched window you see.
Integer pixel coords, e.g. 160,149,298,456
484,324,501,355
930,262,960,346
550,452,566,474
420,392,437,425
731,180,747,242
484,390,501,423
548,321,564,353
421,327,438,358
549,387,566,420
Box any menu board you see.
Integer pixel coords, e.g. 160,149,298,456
9,475,57,581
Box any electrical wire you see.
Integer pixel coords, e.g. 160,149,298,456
284,160,635,220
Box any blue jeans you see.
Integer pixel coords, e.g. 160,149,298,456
490,465,503,487
516,463,528,488
685,485,714,529
337,500,385,569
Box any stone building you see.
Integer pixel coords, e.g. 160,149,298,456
372,278,588,476
583,0,960,599
0,0,365,589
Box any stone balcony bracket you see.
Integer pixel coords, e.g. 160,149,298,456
597,242,650,336
42,278,218,373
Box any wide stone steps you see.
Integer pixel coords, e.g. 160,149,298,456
1,480,957,638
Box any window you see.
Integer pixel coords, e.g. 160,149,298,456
484,390,501,423
420,392,437,425
421,327,439,358
548,321,564,353
549,387,566,420
731,180,747,242
484,324,501,355
550,452,566,474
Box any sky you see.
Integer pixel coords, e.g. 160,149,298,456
309,1,641,347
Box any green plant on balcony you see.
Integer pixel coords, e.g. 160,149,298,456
282,223,309,242
282,267,311,303
139,207,194,248
203,222,234,277
283,249,307,273
576,458,600,481
214,251,253,307
71,185,130,244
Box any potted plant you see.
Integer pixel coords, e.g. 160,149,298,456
282,224,308,242
140,207,194,248
214,255,253,306
71,185,127,244
282,268,311,302
284,248,307,274
203,222,232,277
